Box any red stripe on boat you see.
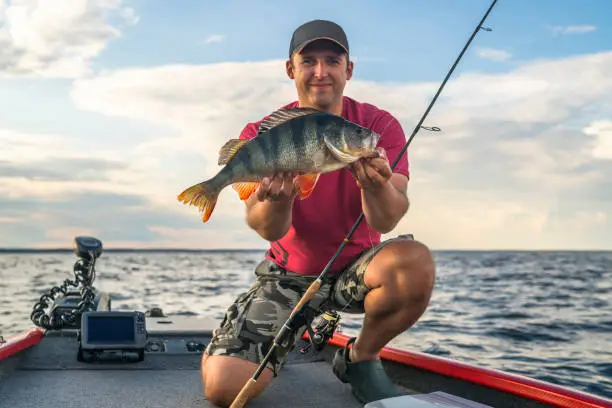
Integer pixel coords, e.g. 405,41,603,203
303,331,612,408
0,328,44,360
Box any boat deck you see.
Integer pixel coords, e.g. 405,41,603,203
0,316,376,408
1,351,366,408
2,315,609,408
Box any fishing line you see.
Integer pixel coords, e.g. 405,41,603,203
230,1,499,406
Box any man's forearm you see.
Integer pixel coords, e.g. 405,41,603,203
245,195,295,241
362,181,409,234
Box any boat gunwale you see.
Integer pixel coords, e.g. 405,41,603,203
0,328,44,360
308,331,612,408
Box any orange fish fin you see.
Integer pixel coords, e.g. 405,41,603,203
232,182,260,200
218,139,248,165
177,182,218,223
295,173,320,199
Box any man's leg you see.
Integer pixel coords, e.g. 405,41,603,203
202,354,274,407
352,236,435,361
201,276,276,408
202,259,328,407
331,234,436,401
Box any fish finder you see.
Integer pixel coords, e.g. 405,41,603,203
77,311,147,363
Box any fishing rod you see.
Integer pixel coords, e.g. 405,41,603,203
229,0,499,406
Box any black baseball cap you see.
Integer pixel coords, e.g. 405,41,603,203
289,19,349,58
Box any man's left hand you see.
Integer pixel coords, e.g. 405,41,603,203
348,147,393,191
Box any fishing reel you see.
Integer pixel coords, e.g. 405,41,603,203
300,311,341,354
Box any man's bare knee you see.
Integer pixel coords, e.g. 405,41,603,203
202,355,274,407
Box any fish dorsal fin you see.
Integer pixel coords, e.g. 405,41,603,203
218,138,248,165
257,107,321,134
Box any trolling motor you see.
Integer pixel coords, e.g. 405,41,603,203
300,310,341,354
31,236,110,331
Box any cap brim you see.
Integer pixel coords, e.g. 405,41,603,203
293,37,348,56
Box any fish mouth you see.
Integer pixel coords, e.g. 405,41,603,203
372,132,381,148
345,133,380,158
366,132,381,153
350,147,379,158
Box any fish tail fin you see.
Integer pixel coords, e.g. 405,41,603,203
177,181,219,223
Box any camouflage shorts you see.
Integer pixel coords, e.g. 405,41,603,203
204,234,414,376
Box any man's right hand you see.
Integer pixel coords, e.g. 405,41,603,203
245,172,298,241
255,172,299,202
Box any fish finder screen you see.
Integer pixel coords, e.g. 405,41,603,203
86,315,135,344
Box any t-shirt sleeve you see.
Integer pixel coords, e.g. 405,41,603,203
376,113,410,179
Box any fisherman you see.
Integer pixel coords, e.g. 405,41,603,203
201,19,436,407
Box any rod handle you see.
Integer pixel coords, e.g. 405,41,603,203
229,378,257,408
291,280,321,318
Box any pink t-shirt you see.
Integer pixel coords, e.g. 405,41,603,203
238,96,409,276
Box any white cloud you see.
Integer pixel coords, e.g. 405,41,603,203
44,226,99,241
143,226,260,250
475,47,512,62
0,0,138,78
0,128,132,199
202,34,225,45
549,25,597,36
584,120,612,160
3,50,612,249
393,190,550,249
120,6,139,25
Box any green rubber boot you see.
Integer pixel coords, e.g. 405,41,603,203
332,337,402,404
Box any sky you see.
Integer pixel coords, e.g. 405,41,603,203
1,0,611,250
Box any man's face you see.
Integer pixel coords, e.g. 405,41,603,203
286,40,353,111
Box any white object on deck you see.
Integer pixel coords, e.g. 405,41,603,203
365,391,493,408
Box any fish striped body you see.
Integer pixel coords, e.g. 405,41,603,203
177,107,380,222
211,113,346,190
